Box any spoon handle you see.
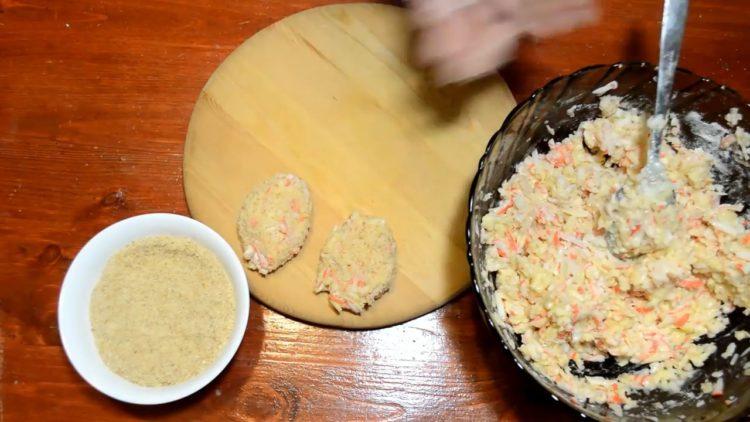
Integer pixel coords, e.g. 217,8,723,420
654,0,689,119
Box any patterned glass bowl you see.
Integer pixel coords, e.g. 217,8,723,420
466,62,750,420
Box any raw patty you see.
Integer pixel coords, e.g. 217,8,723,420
237,173,312,275
314,212,397,314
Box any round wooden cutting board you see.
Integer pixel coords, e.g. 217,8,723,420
183,3,515,328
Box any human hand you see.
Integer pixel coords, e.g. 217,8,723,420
409,0,599,85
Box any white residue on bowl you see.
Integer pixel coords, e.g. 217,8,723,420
712,377,725,396
730,353,739,366
567,105,579,118
684,111,729,154
592,80,618,96
721,342,737,359
726,107,743,127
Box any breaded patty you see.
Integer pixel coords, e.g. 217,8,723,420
314,212,397,314
237,173,312,275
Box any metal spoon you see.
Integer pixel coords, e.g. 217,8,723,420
605,0,688,258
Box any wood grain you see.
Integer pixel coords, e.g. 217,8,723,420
184,3,515,329
1,0,748,419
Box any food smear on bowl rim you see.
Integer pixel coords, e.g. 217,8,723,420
480,96,750,412
90,235,236,387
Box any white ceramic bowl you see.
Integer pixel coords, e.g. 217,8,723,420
58,213,249,405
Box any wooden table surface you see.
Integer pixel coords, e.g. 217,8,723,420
1,0,748,420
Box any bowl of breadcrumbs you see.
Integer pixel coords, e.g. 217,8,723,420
58,213,249,405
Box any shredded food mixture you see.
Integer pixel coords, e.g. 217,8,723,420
314,212,397,314
238,173,312,275
481,96,750,409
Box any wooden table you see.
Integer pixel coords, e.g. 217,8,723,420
1,0,748,419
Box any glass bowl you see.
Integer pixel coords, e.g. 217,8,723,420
466,62,750,420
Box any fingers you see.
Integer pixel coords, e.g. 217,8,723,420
486,0,522,19
409,0,479,27
433,20,521,84
413,6,475,68
525,6,599,39
410,0,600,85
520,0,596,18
414,1,522,84
519,0,600,38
